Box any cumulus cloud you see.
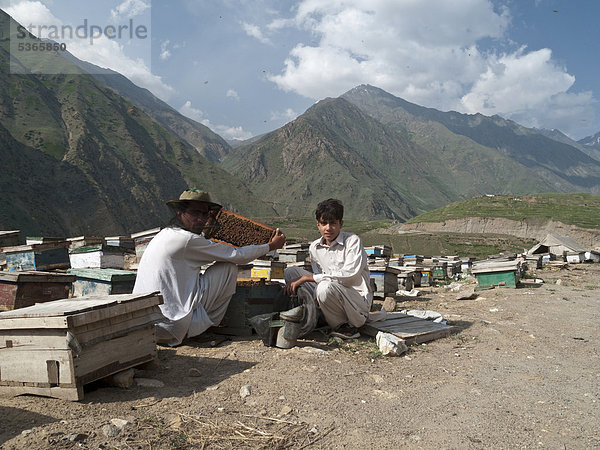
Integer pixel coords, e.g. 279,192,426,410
160,40,171,60
226,89,240,100
110,0,150,20
4,0,174,101
268,0,594,136
241,22,272,44
179,100,253,140
180,100,205,123
270,108,298,121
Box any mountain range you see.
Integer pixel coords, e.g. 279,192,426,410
2,9,600,236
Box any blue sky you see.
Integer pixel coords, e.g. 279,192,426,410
3,0,600,141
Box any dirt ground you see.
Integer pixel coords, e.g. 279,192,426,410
1,264,599,449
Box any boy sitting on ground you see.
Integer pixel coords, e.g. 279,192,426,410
284,198,373,339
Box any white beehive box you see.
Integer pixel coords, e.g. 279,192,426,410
0,292,163,401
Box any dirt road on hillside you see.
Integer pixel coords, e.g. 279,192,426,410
1,264,599,449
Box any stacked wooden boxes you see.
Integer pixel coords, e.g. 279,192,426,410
218,281,289,336
0,271,76,311
69,244,130,270
3,241,70,272
0,231,23,269
365,245,392,258
368,265,400,296
67,236,103,251
68,268,137,297
131,228,161,264
277,243,309,264
249,260,286,281
0,292,163,401
472,260,523,289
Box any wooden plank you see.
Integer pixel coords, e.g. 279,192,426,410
0,348,75,384
360,312,456,345
75,309,163,346
73,327,156,381
0,271,75,283
0,384,83,401
0,329,71,350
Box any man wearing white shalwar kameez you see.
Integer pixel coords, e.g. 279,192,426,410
133,190,286,346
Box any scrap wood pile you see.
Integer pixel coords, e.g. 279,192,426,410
151,412,332,449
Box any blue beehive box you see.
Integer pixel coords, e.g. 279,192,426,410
68,268,137,297
4,241,70,272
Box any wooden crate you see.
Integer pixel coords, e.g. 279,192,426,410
3,241,70,272
69,244,129,269
0,292,163,401
368,267,399,296
67,236,104,251
0,272,76,311
131,228,161,263
0,230,22,247
249,261,285,280
216,282,290,336
68,268,137,297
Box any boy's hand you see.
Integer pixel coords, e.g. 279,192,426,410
285,275,311,295
268,228,286,251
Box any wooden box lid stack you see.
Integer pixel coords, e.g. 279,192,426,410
0,292,163,401
0,271,76,311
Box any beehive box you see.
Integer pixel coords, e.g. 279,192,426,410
249,260,285,280
216,281,290,336
68,268,137,297
0,230,22,247
105,236,135,250
0,271,76,311
205,209,274,247
368,266,400,296
3,241,70,272
131,228,161,263
67,236,104,251
0,292,163,401
69,244,129,269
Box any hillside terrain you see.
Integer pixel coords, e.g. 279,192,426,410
70,58,232,164
0,11,273,236
5,9,600,235
342,85,600,194
396,193,600,247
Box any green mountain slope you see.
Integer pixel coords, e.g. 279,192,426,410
222,97,460,220
0,10,273,236
70,58,232,163
406,193,600,230
343,85,600,193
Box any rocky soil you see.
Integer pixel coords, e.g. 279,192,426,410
1,264,599,449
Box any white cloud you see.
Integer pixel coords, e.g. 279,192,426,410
268,0,594,136
241,21,271,45
110,0,150,20
270,108,298,121
212,125,253,140
226,89,240,100
179,100,252,140
179,100,205,123
160,40,171,60
4,0,173,101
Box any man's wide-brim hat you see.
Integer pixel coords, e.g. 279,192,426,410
166,189,222,209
